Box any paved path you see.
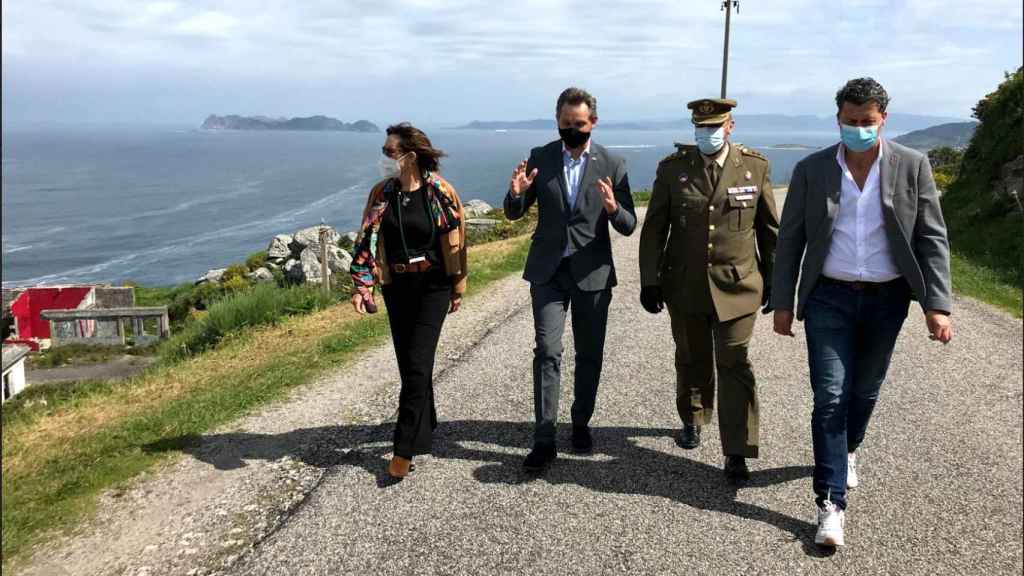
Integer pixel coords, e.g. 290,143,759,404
20,204,1022,576
229,209,1020,574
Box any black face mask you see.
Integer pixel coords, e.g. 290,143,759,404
558,127,591,149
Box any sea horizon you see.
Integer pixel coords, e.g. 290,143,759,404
3,124,849,288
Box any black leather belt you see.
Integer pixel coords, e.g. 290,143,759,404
391,260,433,273
819,276,902,291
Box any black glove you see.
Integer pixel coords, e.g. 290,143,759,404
640,286,664,314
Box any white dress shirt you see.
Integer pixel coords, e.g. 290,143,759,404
822,141,902,283
561,141,591,257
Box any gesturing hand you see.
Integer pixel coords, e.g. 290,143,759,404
510,160,538,198
597,176,618,214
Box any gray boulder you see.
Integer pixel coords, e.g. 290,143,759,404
196,268,227,285
285,248,324,284
327,246,353,274
292,226,340,256
463,199,494,218
247,267,275,283
267,234,293,260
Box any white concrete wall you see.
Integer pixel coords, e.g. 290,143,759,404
2,359,27,403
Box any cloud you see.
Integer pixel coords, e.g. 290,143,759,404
2,0,1021,123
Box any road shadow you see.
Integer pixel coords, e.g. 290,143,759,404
146,419,830,558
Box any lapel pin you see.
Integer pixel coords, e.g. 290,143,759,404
745,170,752,180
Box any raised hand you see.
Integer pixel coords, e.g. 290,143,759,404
510,160,538,198
597,176,618,213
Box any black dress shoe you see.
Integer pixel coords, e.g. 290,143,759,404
571,425,593,454
523,444,557,473
724,456,750,482
676,424,701,449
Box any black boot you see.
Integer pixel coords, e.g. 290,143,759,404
724,456,750,482
523,444,557,473
571,425,593,454
676,424,701,449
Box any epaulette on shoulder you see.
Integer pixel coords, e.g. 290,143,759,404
737,145,768,162
659,143,693,165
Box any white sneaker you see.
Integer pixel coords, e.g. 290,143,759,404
815,501,846,547
847,452,859,488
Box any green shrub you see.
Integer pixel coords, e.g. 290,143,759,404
160,284,341,361
245,251,268,271
221,275,251,293
942,66,1023,290
222,264,249,283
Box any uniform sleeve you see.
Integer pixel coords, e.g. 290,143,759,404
639,163,673,287
755,162,780,291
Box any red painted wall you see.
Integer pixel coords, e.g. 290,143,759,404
8,287,92,340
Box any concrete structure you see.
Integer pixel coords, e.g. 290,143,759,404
40,307,170,347
3,285,136,350
2,344,31,403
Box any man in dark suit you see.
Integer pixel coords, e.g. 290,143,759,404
771,77,954,547
504,87,637,472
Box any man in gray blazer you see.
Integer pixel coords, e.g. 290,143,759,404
504,87,637,472
771,77,954,547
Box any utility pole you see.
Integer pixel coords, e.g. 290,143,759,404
721,0,739,98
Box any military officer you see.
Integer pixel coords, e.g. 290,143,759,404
638,98,779,481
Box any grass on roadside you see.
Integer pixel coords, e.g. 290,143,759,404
1,235,532,569
951,252,1022,318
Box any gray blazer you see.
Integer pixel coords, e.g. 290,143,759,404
504,140,637,291
771,140,952,319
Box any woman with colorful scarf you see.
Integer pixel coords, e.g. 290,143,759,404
350,123,468,479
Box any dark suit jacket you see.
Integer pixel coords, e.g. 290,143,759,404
504,140,637,291
771,140,952,320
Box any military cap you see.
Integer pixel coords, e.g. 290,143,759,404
687,98,737,126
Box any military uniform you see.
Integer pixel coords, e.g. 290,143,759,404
638,98,779,458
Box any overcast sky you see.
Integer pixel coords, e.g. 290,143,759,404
3,0,1022,126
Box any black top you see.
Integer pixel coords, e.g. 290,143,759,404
381,183,441,265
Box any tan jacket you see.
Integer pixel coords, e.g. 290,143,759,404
358,173,468,295
639,143,779,321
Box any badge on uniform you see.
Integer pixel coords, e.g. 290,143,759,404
744,170,752,180
727,185,758,195
679,173,688,183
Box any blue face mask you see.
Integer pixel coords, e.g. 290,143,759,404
694,125,726,155
840,124,880,152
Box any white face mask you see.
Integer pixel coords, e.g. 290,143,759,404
377,154,405,179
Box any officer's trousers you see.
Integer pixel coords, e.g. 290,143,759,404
668,309,759,458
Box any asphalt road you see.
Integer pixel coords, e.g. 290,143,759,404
223,205,1023,576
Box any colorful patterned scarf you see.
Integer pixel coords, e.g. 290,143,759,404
350,173,461,302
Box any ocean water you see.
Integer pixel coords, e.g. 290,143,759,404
1,125,836,287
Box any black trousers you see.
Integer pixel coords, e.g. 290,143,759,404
381,267,451,459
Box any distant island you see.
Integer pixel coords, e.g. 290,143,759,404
201,115,380,132
453,113,968,133
892,121,977,150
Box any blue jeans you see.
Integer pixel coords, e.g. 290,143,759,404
804,278,911,510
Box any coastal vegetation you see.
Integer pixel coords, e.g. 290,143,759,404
0,201,540,568
935,67,1023,316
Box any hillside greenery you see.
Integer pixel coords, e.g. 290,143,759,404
939,67,1023,314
